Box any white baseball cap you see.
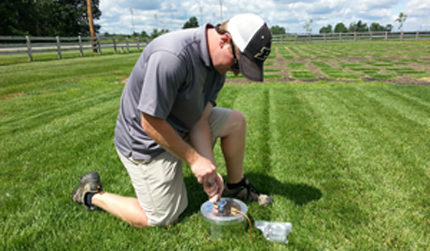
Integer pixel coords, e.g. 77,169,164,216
228,13,272,82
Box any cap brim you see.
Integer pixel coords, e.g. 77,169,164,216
239,52,264,82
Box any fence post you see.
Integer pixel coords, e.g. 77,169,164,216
385,31,388,41
324,33,326,43
295,35,297,43
56,36,62,59
416,31,419,40
113,37,117,53
126,37,130,53
113,37,118,54
354,32,357,42
339,32,342,42
369,31,372,41
25,36,33,61
78,36,84,56
97,36,102,55
137,37,140,51
400,31,404,41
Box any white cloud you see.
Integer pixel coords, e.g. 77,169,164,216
97,0,428,35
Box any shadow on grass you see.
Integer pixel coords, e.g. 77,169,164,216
246,172,322,206
182,172,322,220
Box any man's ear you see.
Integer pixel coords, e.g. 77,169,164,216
219,33,231,48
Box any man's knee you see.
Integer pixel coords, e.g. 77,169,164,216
148,215,180,227
230,110,246,130
130,214,177,228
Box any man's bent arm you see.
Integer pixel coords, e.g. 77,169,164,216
189,103,224,202
141,112,217,184
188,103,217,165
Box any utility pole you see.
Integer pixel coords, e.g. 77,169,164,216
219,0,223,23
86,0,97,52
200,5,203,25
130,8,135,34
86,0,95,37
155,13,158,30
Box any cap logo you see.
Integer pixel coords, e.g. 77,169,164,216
254,47,271,61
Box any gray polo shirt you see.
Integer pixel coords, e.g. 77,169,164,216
114,24,225,160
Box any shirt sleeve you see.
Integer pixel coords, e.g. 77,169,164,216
137,51,186,119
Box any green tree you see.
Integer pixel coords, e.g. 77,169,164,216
140,31,149,39
183,17,199,29
319,24,332,33
370,22,393,32
349,20,368,32
270,25,286,35
303,18,313,33
0,0,102,36
150,29,169,39
49,0,102,36
0,0,39,35
395,12,407,31
334,23,347,33
386,24,393,32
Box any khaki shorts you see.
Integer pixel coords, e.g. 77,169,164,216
117,107,231,226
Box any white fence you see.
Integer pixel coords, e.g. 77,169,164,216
0,35,148,61
272,31,430,44
1,31,429,61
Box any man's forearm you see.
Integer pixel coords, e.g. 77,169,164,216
189,119,216,165
141,106,218,185
141,113,199,166
189,103,216,165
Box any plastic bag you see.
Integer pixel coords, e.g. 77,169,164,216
255,221,292,244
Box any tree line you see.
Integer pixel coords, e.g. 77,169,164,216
271,13,408,35
321,13,407,34
319,20,393,34
0,0,101,36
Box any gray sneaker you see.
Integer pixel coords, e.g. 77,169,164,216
223,177,274,206
72,172,103,211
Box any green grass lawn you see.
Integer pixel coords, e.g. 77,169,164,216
291,70,316,79
1,48,430,250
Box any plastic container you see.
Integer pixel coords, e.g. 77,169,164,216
200,198,248,240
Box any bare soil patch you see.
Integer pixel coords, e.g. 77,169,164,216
0,92,25,100
226,46,430,86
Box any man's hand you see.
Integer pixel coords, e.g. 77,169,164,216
190,156,217,184
190,156,224,202
203,173,224,203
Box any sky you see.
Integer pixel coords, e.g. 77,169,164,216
97,0,430,35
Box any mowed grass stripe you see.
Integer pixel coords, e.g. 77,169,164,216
302,86,429,249
220,85,272,177
265,86,374,249
213,85,277,227
305,85,428,186
1,96,123,249
0,83,121,137
0,54,138,95
0,94,120,181
355,85,430,128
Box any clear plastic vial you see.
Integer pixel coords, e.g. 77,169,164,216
210,223,223,240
